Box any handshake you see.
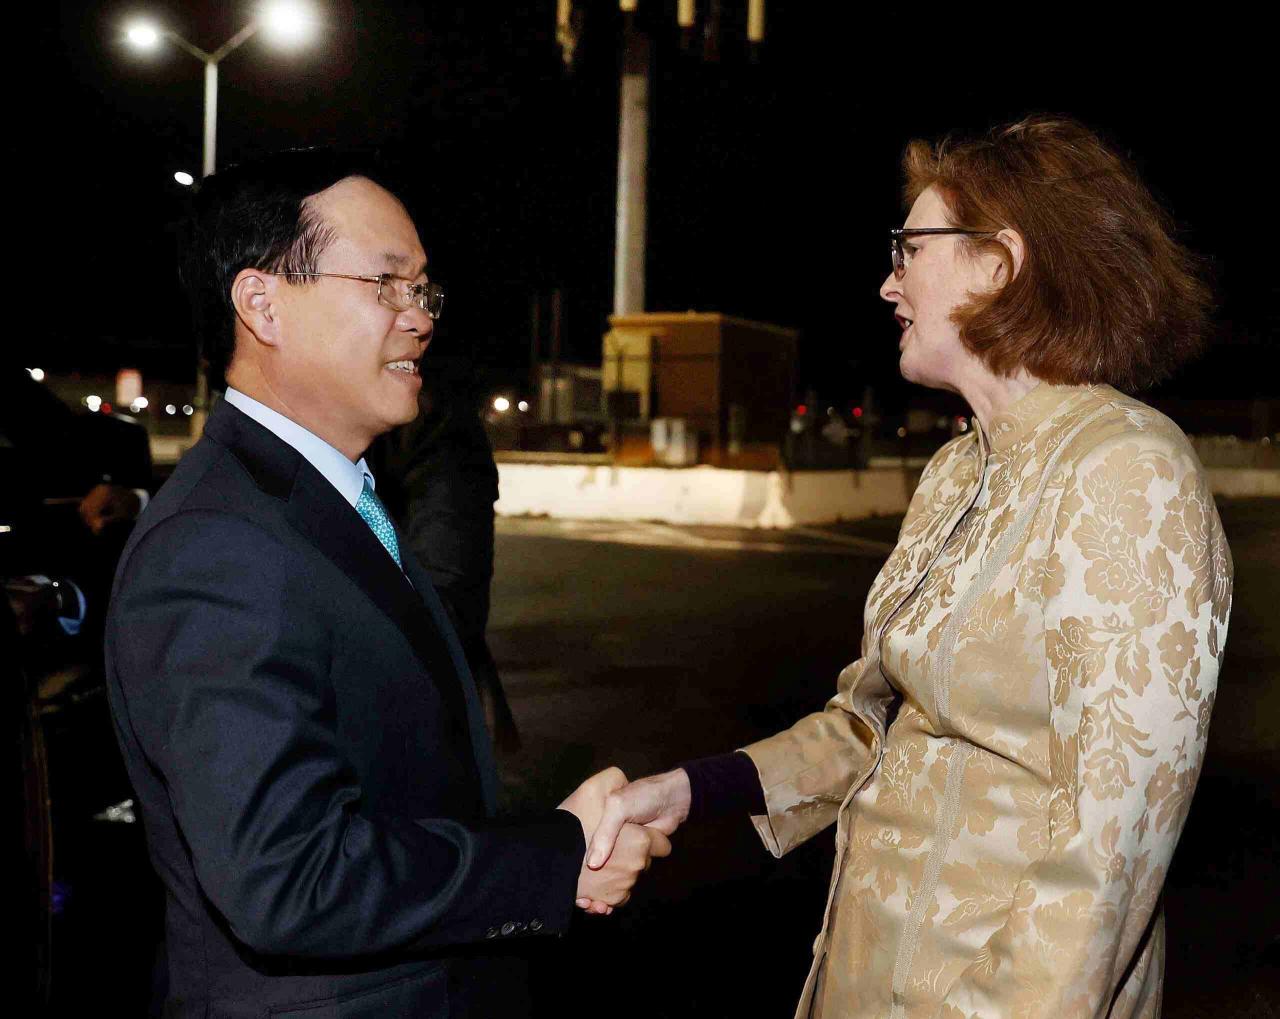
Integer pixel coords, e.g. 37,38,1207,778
558,766,693,915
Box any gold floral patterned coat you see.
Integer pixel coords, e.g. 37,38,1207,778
743,384,1233,1019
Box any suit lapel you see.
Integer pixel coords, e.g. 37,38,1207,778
206,401,495,812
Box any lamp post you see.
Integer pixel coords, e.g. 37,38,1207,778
123,2,318,438
556,1,767,318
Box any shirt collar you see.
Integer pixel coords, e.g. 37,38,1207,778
981,382,1091,455
223,388,373,507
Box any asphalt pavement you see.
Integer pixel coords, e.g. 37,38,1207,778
489,504,1280,1019
43,501,1280,1017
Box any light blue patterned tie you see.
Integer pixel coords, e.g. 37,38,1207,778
355,478,401,568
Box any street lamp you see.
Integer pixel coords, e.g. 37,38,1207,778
123,2,318,179
122,2,319,437
125,23,161,50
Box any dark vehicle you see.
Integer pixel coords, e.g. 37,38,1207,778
3,379,159,1014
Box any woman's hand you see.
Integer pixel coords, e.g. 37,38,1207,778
559,767,673,915
586,768,692,870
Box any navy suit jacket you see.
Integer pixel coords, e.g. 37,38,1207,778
105,400,583,1018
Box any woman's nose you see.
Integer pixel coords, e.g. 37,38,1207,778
879,271,900,302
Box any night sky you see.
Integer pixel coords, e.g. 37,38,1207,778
33,4,1275,414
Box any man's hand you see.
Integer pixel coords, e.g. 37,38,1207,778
558,767,673,915
79,483,142,535
559,766,628,840
575,821,670,914
586,768,691,870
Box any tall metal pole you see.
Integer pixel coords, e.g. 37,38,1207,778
202,61,218,178
549,289,563,424
191,59,218,439
612,26,649,315
157,21,256,440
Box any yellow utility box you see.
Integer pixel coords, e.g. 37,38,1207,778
601,312,797,465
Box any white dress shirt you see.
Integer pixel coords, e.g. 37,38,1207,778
223,388,375,507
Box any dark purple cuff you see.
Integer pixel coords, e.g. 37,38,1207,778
678,751,766,824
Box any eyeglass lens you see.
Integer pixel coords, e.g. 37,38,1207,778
890,236,905,279
378,276,445,319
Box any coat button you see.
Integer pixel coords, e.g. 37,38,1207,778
485,927,499,939
529,918,543,932
501,921,517,936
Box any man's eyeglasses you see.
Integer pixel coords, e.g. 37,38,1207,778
889,228,989,280
269,271,445,319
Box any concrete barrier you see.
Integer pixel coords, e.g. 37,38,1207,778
1206,468,1280,498
496,462,1280,528
495,463,917,529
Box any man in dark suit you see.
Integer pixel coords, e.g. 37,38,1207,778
104,150,667,1017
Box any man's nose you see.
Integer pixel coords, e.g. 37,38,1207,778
399,305,435,338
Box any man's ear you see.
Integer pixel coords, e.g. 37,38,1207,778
230,269,282,347
992,227,1026,286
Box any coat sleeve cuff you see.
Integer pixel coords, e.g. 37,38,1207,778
481,809,585,941
678,751,766,823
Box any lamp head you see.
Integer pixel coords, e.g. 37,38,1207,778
258,1,318,48
125,21,161,50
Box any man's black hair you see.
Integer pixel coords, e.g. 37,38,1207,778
180,148,402,390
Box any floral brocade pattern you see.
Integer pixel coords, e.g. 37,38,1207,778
742,385,1233,1019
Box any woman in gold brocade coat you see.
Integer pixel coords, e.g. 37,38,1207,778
584,117,1233,1018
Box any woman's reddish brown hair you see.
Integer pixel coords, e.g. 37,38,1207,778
903,116,1211,391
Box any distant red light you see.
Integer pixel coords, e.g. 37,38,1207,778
101,402,113,414
796,404,808,416
852,406,863,418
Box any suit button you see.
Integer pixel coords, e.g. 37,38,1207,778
529,918,544,932
501,921,517,936
485,927,499,939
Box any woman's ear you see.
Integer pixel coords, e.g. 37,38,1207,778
993,227,1026,285
230,269,281,347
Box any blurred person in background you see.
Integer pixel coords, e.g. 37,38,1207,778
1,365,151,638
369,351,521,754
585,117,1233,1018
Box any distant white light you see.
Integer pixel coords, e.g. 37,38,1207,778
517,400,529,413
28,368,45,382
259,1,318,46
85,395,103,412
182,404,194,416
92,798,136,824
165,404,177,415
130,397,150,413
896,426,907,438
174,171,195,186
125,22,161,49
492,396,511,413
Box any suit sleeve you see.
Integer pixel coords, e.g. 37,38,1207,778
109,509,584,959
939,433,1233,1017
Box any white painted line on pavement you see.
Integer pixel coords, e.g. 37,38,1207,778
496,517,891,557
787,526,896,555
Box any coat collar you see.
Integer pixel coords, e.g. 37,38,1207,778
203,400,497,813
983,383,1092,455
